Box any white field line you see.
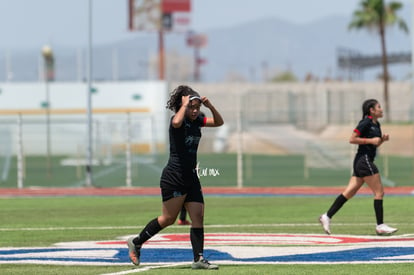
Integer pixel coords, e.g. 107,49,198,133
100,263,186,275
0,223,411,232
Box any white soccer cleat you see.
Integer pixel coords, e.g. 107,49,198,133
376,224,398,236
319,213,331,235
191,258,219,270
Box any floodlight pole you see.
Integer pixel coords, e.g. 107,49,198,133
411,0,414,177
45,72,51,177
158,29,165,80
86,0,93,187
411,0,414,120
41,45,53,178
236,94,243,188
17,113,24,189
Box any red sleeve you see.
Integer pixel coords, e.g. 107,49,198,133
353,129,361,136
202,116,207,127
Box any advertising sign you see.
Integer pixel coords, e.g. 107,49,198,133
129,0,191,32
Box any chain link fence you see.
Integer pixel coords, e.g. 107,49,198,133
1,82,413,188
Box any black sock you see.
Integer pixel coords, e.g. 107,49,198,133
190,227,204,262
134,217,162,245
179,208,187,221
327,194,348,218
374,199,384,225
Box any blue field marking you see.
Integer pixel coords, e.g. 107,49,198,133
2,246,414,265
0,247,227,264
136,247,414,263
0,248,124,264
236,247,414,263
2,234,414,265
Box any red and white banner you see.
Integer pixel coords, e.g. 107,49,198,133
162,0,191,12
129,0,191,32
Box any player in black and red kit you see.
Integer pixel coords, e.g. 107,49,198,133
127,85,223,269
319,99,397,235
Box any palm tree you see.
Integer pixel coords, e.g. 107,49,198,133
349,0,408,122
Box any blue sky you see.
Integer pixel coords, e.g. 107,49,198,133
0,0,411,48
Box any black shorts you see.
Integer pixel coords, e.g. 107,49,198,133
353,154,379,177
160,167,204,203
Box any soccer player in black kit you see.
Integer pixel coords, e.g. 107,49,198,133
319,99,397,236
127,85,224,269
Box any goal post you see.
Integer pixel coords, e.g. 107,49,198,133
304,140,353,179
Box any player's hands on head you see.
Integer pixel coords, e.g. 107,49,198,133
201,96,212,108
182,95,190,107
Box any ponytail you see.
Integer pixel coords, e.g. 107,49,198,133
361,99,378,119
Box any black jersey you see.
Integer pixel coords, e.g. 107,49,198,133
353,116,382,160
166,114,206,174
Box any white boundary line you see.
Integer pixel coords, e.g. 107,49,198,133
101,263,185,275
100,263,186,275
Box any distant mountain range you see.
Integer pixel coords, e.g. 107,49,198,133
0,12,411,82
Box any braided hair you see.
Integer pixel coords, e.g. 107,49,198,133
166,85,201,113
361,99,378,119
